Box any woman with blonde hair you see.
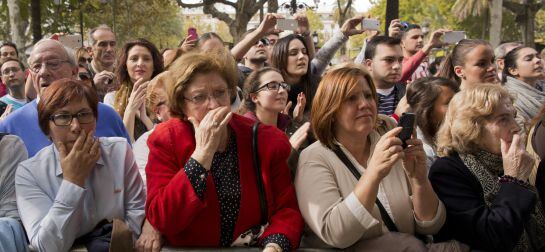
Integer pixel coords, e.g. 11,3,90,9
295,63,445,250
429,84,545,251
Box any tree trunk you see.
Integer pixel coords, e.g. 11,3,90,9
7,0,26,62
481,7,489,40
30,0,42,44
522,4,536,47
489,0,503,47
504,0,544,48
385,0,399,36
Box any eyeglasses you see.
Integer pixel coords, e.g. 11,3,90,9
255,38,270,46
183,89,229,106
49,111,95,126
1,67,21,75
29,59,70,73
255,82,291,92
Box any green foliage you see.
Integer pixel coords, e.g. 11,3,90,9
0,0,184,50
368,0,522,42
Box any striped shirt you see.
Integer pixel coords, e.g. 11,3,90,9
377,87,398,116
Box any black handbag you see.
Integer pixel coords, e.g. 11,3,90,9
331,145,399,232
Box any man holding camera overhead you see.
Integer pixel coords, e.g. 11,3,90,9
390,19,449,83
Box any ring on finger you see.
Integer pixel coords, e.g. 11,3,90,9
213,121,219,127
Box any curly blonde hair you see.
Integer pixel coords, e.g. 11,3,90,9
436,83,514,156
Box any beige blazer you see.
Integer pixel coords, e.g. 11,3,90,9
295,130,446,249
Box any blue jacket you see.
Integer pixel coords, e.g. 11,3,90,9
0,100,130,157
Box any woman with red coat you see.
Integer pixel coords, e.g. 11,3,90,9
144,50,303,252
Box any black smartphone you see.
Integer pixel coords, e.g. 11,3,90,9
0,101,7,115
398,112,416,148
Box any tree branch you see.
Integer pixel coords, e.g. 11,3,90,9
248,0,268,18
176,0,205,8
203,3,235,26
341,0,353,17
215,0,237,8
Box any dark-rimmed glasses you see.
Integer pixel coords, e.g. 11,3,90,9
255,82,291,92
49,111,95,126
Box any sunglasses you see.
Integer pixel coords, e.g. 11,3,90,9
79,72,91,80
255,38,270,46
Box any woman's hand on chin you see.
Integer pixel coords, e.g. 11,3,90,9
58,130,100,187
501,133,535,181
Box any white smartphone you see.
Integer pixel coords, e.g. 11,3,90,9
59,34,83,50
277,19,298,31
361,19,380,31
443,31,466,44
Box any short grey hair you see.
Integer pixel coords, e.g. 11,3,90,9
28,38,77,67
88,24,114,46
494,42,522,60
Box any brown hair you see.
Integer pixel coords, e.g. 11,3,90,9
0,57,25,71
37,78,98,135
167,50,238,118
437,39,491,85
242,67,282,113
406,77,459,146
75,47,89,65
311,63,377,150
270,34,315,107
114,38,164,117
436,83,514,156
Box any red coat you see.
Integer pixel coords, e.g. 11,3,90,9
145,114,303,250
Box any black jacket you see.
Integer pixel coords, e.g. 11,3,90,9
429,153,537,252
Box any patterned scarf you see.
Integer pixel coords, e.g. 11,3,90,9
460,151,545,251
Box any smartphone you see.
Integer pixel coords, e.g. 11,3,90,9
187,27,198,41
277,19,298,31
58,34,82,50
0,101,7,115
398,113,416,149
443,31,466,44
362,19,380,31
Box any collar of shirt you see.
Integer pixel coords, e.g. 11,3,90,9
376,86,395,96
53,143,105,177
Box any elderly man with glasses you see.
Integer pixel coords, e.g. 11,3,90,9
0,39,130,157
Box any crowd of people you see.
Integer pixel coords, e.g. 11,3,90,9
0,12,544,252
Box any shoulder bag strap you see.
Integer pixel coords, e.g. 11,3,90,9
332,145,399,232
252,122,268,225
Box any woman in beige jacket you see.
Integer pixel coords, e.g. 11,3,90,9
295,63,446,251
